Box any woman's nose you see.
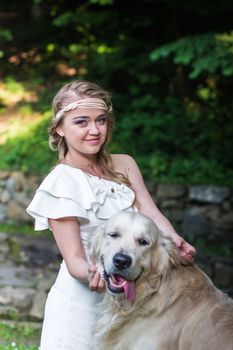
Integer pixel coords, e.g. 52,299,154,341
89,122,100,135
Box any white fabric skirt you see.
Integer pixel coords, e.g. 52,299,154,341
40,261,103,350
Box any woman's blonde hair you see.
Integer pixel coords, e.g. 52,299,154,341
49,80,130,186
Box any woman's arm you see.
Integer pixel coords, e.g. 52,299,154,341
113,154,196,263
49,217,105,291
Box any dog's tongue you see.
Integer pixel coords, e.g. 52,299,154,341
123,280,136,301
115,275,136,302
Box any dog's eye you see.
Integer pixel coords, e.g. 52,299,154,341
138,238,149,246
107,232,120,238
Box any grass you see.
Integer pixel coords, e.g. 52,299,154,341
0,222,50,237
0,322,40,350
0,346,37,350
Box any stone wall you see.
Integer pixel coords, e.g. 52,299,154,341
151,183,233,297
0,171,232,321
0,170,41,224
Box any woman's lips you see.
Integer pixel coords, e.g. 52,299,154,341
85,138,101,145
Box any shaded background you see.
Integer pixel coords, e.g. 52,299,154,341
0,0,233,184
0,1,233,348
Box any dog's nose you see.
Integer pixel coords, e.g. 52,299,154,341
113,253,132,269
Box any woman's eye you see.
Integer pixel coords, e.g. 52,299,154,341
97,117,107,125
74,119,88,126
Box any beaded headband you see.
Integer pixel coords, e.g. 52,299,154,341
55,98,108,120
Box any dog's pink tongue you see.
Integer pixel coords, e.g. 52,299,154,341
123,280,136,302
115,276,136,302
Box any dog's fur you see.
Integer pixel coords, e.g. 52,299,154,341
88,211,233,350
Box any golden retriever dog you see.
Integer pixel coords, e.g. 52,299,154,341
88,211,233,350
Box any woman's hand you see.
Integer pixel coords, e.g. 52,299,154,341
88,265,106,293
173,236,196,265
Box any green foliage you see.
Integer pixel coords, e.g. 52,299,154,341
0,322,39,350
0,345,38,350
0,27,13,58
0,27,13,42
107,87,233,185
150,32,233,78
0,114,57,174
193,238,233,258
0,222,50,237
4,77,25,94
89,0,113,4
0,1,232,185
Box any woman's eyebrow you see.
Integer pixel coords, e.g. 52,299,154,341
72,115,89,120
72,113,106,120
96,113,107,118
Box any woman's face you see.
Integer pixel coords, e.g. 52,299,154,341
56,106,108,158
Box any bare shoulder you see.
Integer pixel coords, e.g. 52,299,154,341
110,154,139,176
111,153,135,165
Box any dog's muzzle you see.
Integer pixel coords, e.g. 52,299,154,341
101,254,143,302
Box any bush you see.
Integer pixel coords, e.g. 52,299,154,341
0,115,56,175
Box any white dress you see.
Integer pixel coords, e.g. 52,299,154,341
26,164,136,350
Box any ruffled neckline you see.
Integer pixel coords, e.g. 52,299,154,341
58,163,126,185
54,164,136,220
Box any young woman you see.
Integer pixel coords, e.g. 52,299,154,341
27,80,196,350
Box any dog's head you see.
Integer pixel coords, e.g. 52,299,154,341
88,212,180,302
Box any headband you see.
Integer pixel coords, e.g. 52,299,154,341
55,98,108,120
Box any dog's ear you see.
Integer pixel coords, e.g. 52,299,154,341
160,234,180,267
88,223,106,264
152,232,180,275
